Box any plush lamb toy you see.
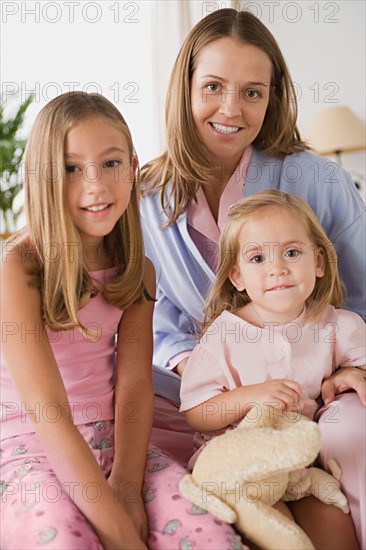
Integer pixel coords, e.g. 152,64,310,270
179,405,348,550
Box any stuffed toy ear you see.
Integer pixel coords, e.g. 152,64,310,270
179,475,236,523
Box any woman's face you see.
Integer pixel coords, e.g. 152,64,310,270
190,37,272,170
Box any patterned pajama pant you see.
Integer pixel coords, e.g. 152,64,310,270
0,421,246,550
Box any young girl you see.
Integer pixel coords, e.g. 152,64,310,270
180,190,365,550
0,92,245,550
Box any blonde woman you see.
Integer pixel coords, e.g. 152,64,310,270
180,190,365,550
0,92,245,550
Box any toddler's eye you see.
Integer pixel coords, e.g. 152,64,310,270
249,254,265,263
285,249,301,260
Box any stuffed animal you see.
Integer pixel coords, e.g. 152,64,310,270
179,405,349,550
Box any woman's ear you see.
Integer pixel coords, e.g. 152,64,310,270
315,248,326,278
229,265,245,291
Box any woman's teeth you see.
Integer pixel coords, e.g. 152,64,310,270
211,123,240,134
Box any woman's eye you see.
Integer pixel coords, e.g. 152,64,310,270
244,89,261,101
205,83,220,93
105,160,121,168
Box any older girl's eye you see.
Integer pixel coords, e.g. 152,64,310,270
105,160,121,169
65,165,79,174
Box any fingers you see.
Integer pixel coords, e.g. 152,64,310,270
274,380,301,407
321,378,336,405
353,378,366,406
254,379,301,410
321,367,366,406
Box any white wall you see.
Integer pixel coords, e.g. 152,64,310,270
2,0,365,223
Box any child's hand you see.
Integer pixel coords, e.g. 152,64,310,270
108,476,148,544
245,379,301,410
322,366,366,406
122,498,149,544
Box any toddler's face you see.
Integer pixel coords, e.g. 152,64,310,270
229,207,325,324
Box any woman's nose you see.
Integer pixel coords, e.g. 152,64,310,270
219,86,242,118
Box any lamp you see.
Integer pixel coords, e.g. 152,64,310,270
305,106,366,166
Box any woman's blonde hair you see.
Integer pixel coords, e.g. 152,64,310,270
203,190,342,332
141,8,309,225
22,91,146,332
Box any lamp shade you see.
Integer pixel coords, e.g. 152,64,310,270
305,106,366,155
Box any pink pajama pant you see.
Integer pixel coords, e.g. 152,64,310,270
0,420,246,550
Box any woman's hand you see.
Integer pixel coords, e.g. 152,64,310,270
321,367,366,406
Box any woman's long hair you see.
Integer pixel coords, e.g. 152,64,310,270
141,8,309,225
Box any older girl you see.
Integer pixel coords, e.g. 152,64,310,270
0,92,245,550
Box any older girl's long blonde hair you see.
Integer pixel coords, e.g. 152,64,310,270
141,8,309,225
21,91,147,333
203,190,342,333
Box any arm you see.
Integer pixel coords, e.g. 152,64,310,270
185,380,301,432
153,289,198,369
108,258,155,542
1,245,145,550
141,197,204,372
321,309,366,406
180,341,301,431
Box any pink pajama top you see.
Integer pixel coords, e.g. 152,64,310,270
1,267,123,439
180,305,366,420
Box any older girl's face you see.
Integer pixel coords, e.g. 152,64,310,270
190,37,272,170
64,116,135,248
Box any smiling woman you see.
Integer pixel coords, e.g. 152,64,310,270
190,39,272,181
